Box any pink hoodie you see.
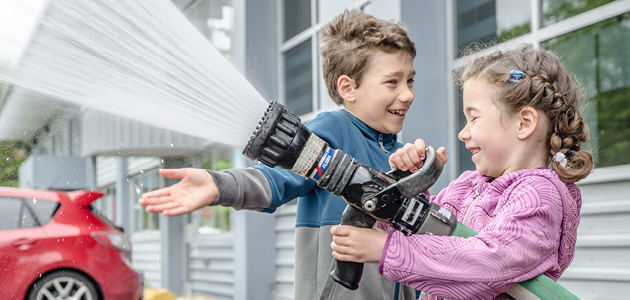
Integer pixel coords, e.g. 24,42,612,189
377,168,581,300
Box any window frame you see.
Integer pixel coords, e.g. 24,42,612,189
277,0,370,122
447,0,630,174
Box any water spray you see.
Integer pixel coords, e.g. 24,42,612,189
243,101,581,299
0,0,268,148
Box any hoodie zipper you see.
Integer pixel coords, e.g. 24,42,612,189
378,133,390,154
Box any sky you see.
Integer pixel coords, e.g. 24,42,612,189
0,0,46,65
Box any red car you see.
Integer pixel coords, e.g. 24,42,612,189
0,187,143,300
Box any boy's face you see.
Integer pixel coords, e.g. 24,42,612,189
345,50,415,134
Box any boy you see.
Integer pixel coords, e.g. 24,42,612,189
141,9,417,300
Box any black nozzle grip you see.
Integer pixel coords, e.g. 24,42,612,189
330,205,376,290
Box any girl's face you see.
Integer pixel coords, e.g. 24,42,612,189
458,78,521,178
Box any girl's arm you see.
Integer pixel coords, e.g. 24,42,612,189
379,178,565,299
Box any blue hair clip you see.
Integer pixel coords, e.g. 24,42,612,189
509,70,525,83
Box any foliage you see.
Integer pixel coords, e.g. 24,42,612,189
544,0,618,25
497,23,531,43
0,141,30,187
544,12,630,168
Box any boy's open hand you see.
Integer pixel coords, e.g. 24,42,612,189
330,225,388,263
139,168,218,216
389,138,448,172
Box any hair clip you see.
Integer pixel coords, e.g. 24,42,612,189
509,70,525,83
554,152,567,167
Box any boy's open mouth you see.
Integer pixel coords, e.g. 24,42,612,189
469,148,480,155
388,110,406,116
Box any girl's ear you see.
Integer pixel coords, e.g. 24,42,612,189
337,75,356,103
517,106,539,140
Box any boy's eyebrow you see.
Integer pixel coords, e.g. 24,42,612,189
383,70,416,77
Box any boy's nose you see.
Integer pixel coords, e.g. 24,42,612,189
399,86,414,103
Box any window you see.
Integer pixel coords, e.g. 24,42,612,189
131,169,161,232
93,184,115,222
542,0,618,26
452,0,630,173
456,0,532,56
182,0,233,59
543,12,630,167
284,0,311,42
284,39,313,116
196,149,232,234
25,198,59,226
0,197,40,230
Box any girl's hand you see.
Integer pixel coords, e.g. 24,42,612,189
389,139,449,172
139,168,218,216
330,225,388,263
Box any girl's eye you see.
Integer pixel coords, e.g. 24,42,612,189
407,78,415,84
387,80,397,84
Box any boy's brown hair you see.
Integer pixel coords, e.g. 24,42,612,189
320,9,416,105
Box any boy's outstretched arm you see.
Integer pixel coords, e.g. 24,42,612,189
139,168,218,216
389,138,448,172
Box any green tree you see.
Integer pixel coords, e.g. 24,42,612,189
0,141,30,187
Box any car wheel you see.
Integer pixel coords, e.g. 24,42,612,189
27,270,100,300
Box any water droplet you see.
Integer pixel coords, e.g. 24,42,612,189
135,185,141,195
32,198,37,204
170,143,174,147
139,169,144,173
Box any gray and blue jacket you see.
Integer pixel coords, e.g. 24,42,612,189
211,109,417,300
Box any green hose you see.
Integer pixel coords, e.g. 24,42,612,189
451,222,580,300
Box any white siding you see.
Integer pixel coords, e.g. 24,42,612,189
95,156,118,187
273,201,297,300
131,230,162,288
188,233,235,300
558,165,630,299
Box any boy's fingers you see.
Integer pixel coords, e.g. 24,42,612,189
144,200,178,213
389,154,406,170
141,188,172,199
159,168,187,179
413,139,427,155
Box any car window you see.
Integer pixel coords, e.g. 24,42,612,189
25,199,60,226
0,197,38,230
89,205,120,231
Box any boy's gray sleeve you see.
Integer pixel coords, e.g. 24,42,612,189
208,168,272,211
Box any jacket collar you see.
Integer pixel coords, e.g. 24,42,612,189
341,110,398,152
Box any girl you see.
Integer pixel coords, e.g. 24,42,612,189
330,46,594,300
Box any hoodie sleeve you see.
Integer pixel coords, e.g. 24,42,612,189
379,177,565,299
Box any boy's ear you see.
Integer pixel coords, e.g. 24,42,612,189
337,75,356,103
517,106,539,140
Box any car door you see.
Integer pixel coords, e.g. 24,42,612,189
0,197,47,299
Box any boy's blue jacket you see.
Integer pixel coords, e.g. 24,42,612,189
210,109,418,300
256,109,400,226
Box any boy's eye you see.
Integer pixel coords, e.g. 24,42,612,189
387,80,397,84
407,78,415,84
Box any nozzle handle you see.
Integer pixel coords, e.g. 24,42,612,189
330,205,376,290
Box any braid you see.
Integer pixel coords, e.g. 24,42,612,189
456,45,594,182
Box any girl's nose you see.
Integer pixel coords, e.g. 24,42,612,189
458,126,470,142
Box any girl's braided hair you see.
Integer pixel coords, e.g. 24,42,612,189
455,45,594,182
